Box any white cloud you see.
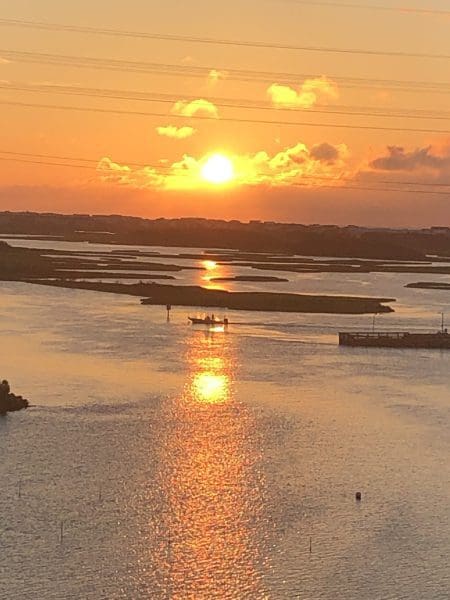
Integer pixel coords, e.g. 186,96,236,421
156,125,196,139
208,69,227,85
268,77,339,109
171,98,219,118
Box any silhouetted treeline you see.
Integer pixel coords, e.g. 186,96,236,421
1,211,450,260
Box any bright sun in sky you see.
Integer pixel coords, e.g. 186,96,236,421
200,154,234,185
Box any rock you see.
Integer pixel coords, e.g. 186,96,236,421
0,393,29,415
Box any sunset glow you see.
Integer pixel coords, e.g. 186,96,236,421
0,4,449,224
200,154,234,185
2,3,450,598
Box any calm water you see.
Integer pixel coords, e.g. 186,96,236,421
1,240,450,599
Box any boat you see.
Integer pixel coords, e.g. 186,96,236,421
189,315,228,326
339,326,450,349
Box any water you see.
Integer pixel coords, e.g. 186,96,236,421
1,241,450,598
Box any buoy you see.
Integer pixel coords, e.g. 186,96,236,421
355,491,362,501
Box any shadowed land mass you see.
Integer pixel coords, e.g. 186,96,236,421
20,279,394,315
0,240,394,314
406,282,450,290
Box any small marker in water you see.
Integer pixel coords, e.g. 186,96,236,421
356,491,362,501
309,536,312,553
60,521,64,544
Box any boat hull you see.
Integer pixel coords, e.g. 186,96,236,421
189,317,225,325
339,331,450,349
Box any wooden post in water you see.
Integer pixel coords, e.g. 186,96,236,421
309,536,312,554
166,304,172,322
59,521,64,544
167,531,172,600
18,480,22,499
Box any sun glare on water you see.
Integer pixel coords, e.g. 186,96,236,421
201,154,234,185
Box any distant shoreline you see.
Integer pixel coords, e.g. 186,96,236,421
2,211,448,261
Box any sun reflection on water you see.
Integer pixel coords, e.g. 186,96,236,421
199,258,231,291
192,372,228,404
202,259,217,271
155,330,269,598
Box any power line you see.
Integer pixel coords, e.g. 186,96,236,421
0,150,180,171
2,154,448,197
2,48,450,94
3,81,450,124
275,0,450,17
1,18,450,60
0,156,96,171
2,98,450,135
1,150,450,193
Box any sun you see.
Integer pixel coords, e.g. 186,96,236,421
201,154,234,185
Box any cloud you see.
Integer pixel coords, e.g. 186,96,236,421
97,155,199,191
267,77,339,109
0,58,11,65
96,140,350,192
156,125,196,139
235,141,349,186
208,69,227,86
97,157,164,189
310,142,341,164
370,145,450,172
171,99,219,118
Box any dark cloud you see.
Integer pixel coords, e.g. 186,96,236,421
310,142,340,164
370,145,450,172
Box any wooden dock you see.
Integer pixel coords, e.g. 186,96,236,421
339,330,450,349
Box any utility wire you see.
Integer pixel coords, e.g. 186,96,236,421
1,150,450,193
2,81,450,123
1,18,449,60
1,99,450,135
2,155,448,196
1,49,450,94
275,0,450,17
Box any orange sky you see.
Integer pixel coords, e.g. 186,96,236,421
1,1,450,226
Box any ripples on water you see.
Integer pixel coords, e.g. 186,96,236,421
1,246,450,598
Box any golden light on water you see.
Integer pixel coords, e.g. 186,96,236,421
190,333,230,404
192,372,228,404
202,259,217,270
200,257,231,290
157,331,268,598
